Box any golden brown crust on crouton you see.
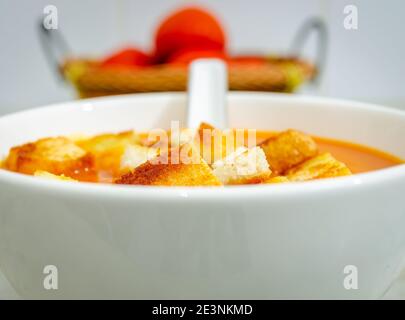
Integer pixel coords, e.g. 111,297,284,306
260,129,318,174
196,122,246,165
287,153,352,181
4,137,96,181
265,176,290,184
34,170,78,182
227,171,273,185
197,122,227,164
115,143,222,186
229,173,290,185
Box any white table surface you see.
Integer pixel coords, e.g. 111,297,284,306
1,98,404,299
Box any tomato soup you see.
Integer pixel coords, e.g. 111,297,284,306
255,131,403,174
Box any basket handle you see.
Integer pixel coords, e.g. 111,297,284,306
290,17,328,85
38,19,71,81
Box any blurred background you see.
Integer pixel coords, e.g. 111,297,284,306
0,0,404,115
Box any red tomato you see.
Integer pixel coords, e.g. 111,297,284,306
101,47,152,68
154,7,226,63
167,49,228,66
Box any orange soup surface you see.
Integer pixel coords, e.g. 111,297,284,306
2,129,403,184
256,131,403,174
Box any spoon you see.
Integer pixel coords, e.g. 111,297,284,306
187,59,228,129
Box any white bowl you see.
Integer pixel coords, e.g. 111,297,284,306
0,92,405,299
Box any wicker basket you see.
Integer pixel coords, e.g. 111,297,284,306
39,18,327,98
61,57,315,98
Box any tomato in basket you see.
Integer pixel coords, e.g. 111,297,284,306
100,47,152,69
154,7,226,63
167,48,228,66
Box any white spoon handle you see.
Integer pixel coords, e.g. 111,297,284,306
187,59,228,129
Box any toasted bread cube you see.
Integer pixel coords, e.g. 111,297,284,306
76,131,140,154
120,144,158,173
196,122,228,164
34,170,77,182
196,122,247,165
169,128,196,147
212,146,271,185
260,129,318,174
265,176,290,184
227,171,273,185
76,131,142,177
141,128,195,151
224,173,289,185
4,137,94,180
116,143,222,186
287,153,352,181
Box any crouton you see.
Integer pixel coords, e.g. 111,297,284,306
120,144,158,173
115,143,222,186
76,131,142,177
196,122,248,165
265,176,290,184
196,122,227,164
221,172,289,186
227,171,273,185
212,146,271,185
34,170,77,182
140,128,195,150
4,137,95,181
287,153,352,181
169,128,196,147
260,129,318,174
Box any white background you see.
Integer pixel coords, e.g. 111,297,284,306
0,0,404,114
